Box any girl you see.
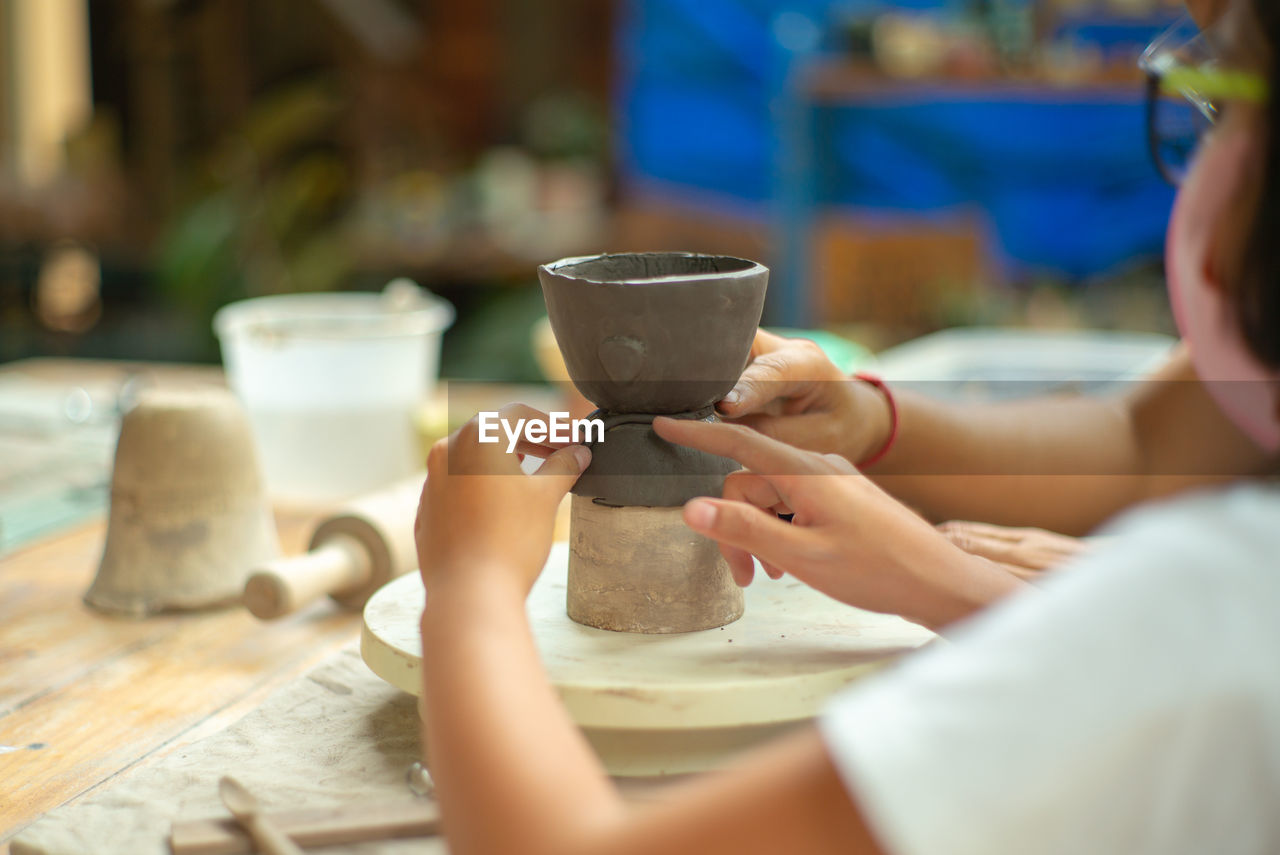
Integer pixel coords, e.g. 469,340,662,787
414,2,1280,851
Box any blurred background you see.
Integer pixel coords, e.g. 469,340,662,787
1,0,1186,380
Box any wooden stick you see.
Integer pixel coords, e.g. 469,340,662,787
169,799,440,855
218,776,304,855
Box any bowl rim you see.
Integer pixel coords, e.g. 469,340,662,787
539,252,767,286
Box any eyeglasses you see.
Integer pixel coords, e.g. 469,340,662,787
1140,15,1268,186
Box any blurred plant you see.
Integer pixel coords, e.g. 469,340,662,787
154,78,354,351
520,92,609,163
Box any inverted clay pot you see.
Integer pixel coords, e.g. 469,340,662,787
85,386,280,617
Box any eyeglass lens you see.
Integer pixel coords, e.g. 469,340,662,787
1149,81,1214,185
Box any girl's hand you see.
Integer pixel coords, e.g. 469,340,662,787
716,329,891,466
653,416,1025,632
937,521,1090,581
415,404,590,599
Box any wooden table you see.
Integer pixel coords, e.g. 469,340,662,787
0,360,565,849
0,361,353,848
0,508,359,849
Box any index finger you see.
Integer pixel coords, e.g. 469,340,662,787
652,417,828,484
747,327,784,359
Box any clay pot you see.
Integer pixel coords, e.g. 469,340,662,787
85,386,280,617
538,253,769,415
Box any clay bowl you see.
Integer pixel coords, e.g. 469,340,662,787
538,253,769,414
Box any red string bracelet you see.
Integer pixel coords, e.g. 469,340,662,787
853,372,898,468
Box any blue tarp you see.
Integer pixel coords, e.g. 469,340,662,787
617,0,1178,278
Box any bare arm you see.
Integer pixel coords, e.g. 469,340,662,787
724,336,1270,535
870,346,1268,533
420,585,879,855
417,412,884,855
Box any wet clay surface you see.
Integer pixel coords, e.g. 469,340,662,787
573,410,739,507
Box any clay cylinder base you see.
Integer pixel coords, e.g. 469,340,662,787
567,495,744,634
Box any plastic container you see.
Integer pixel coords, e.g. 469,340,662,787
213,285,454,505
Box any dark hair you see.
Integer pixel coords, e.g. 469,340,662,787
1238,0,1280,368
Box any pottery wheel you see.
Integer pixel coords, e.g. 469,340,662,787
362,543,934,776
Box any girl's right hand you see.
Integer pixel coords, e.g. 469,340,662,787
716,329,893,467
653,416,1027,632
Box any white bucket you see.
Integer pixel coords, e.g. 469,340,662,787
213,286,454,505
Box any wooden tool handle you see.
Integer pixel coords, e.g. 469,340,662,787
243,535,371,620
170,799,440,855
243,475,423,620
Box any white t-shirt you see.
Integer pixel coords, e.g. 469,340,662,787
821,484,1280,855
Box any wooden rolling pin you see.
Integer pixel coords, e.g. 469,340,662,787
243,475,424,619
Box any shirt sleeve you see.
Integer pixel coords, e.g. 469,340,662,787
820,491,1280,855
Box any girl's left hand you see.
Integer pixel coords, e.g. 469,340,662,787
415,404,590,598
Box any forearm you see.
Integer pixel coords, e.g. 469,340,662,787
866,388,1144,534
919,552,1036,632
414,408,892,855
419,574,883,855
420,576,624,855
863,348,1269,534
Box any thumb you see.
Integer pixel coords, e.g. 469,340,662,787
532,444,591,496
720,355,792,417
